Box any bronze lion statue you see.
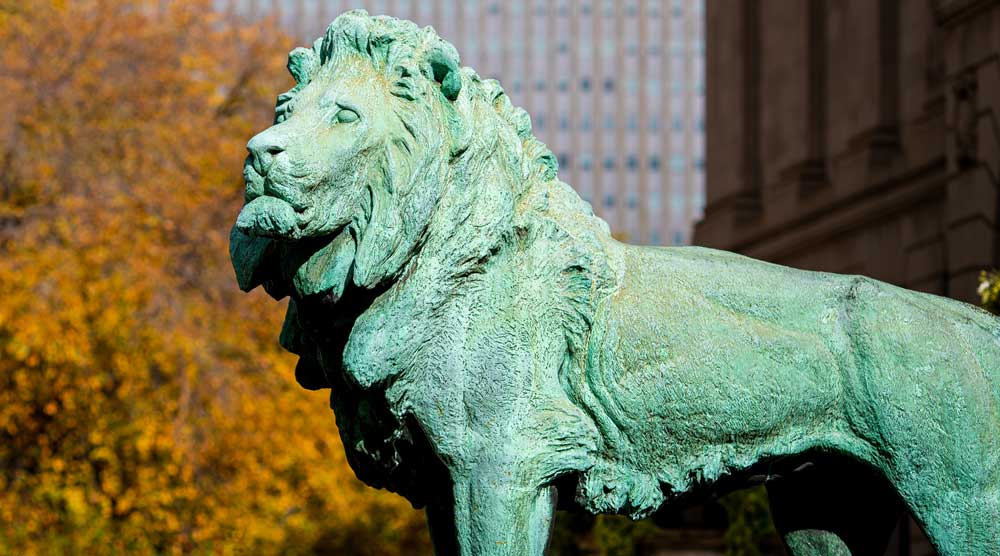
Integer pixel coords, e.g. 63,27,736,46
230,11,1000,555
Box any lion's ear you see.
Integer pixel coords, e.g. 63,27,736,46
287,46,319,86
425,43,461,101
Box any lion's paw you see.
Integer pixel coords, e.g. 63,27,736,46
576,461,665,520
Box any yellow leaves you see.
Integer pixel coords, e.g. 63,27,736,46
62,487,88,522
979,270,1000,314
1,2,430,554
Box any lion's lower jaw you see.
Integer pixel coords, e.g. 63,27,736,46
236,195,305,239
292,230,356,300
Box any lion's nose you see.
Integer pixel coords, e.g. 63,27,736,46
247,135,285,175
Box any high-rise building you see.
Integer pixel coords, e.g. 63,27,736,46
222,0,706,245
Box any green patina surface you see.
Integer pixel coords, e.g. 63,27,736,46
229,11,1000,555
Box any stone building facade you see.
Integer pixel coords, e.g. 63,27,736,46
695,0,1000,309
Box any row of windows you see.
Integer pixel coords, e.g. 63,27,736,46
556,154,706,173
582,191,698,215
507,78,704,96
646,230,688,246
485,40,702,60
533,113,705,133
581,193,701,220
488,2,701,20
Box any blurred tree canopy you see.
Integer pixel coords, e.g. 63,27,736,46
0,1,432,554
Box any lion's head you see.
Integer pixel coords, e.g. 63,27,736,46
232,11,478,297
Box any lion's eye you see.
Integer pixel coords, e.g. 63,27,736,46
335,108,359,124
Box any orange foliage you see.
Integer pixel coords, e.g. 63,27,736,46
0,2,431,554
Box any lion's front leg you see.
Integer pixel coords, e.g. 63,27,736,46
428,459,558,556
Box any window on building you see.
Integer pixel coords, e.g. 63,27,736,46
649,156,661,171
604,193,615,208
581,114,592,131
535,79,546,92
673,230,684,245
580,77,591,92
670,154,685,172
535,114,545,131
672,117,683,131
602,39,614,57
558,153,571,168
627,195,637,209
558,115,569,130
603,157,615,170
582,155,593,171
603,78,614,92
558,80,568,92
627,114,637,131
604,114,615,130
627,155,639,171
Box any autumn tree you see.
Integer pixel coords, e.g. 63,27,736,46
0,2,431,554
